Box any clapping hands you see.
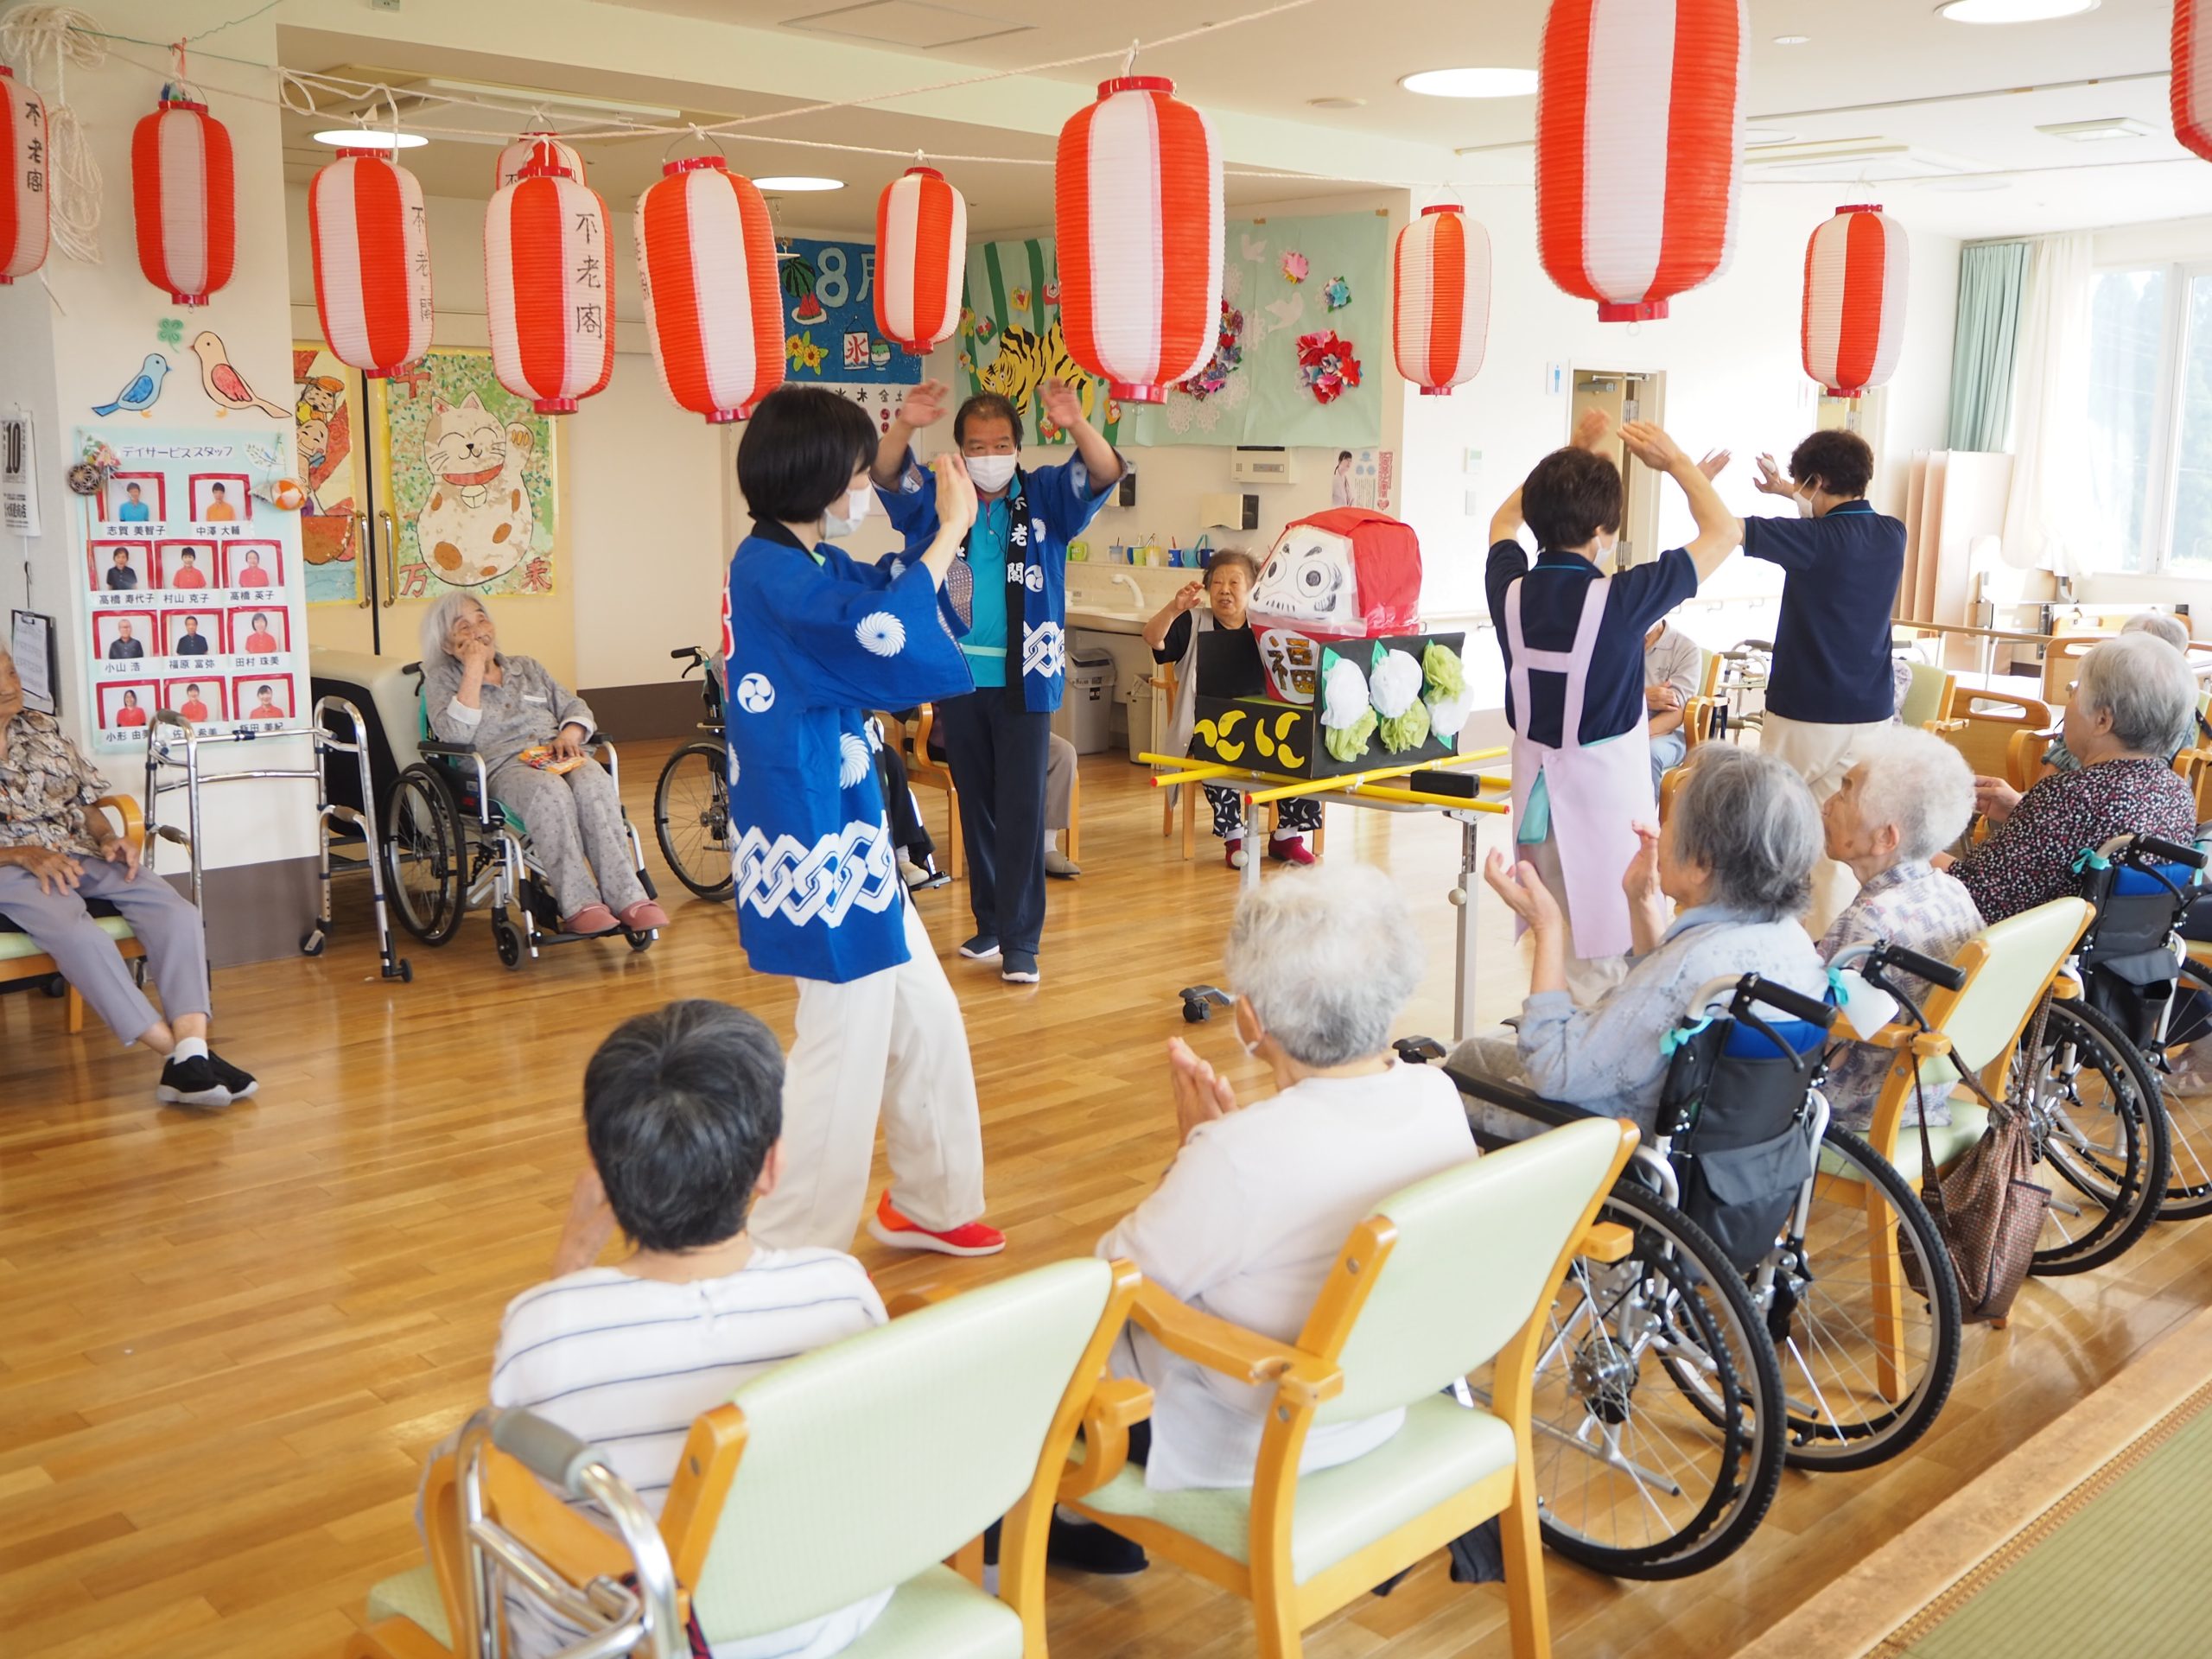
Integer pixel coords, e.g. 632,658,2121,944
1169,1035,1241,1143
1483,848,1565,933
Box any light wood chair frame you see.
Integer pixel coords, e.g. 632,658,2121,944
1151,662,1327,861
875,704,963,880
1058,1125,1639,1659
1928,686,2053,791
0,795,149,1035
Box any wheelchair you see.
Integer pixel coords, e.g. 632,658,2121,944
652,645,734,902
1411,965,1960,1578
2061,830,2212,1224
381,663,659,969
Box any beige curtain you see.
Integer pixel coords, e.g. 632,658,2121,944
2001,234,2097,576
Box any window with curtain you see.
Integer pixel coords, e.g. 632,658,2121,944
2081,261,2212,574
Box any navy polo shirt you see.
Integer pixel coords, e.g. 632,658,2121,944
1742,500,1904,725
1487,542,1697,747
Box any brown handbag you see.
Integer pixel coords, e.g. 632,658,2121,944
1904,998,2052,1326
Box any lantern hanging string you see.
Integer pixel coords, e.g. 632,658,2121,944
0,6,109,267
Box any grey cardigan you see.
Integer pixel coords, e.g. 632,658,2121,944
423,652,595,770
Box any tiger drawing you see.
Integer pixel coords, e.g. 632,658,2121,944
975,322,1101,428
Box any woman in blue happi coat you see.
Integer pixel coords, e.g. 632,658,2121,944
720,385,1005,1260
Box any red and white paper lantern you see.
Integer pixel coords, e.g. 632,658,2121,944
1054,76,1222,404
2177,2,2212,162
496,130,585,192
0,65,49,284
634,157,783,424
485,156,614,415
1536,0,1746,321
308,150,433,378
874,166,966,356
131,96,234,306
1393,205,1491,397
1802,204,1908,399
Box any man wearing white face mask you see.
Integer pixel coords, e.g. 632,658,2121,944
1745,429,1908,933
1486,411,1742,1001
872,376,1125,985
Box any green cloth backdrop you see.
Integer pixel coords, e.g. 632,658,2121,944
1947,241,2030,452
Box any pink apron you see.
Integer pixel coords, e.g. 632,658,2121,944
1504,574,1656,961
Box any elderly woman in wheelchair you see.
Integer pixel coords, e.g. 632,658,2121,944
418,594,667,941
1437,747,1964,1577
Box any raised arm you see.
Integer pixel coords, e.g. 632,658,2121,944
1619,422,1743,581
874,380,950,489
1039,378,1123,488
1144,582,1205,652
1492,408,1613,546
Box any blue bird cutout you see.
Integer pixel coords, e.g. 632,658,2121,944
93,353,169,418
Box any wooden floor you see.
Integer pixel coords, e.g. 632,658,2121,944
5,742,2211,1659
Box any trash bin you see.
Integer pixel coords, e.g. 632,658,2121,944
1065,646,1115,754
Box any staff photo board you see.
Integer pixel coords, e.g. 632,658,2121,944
74,427,308,753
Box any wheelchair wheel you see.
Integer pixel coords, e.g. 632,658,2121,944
2018,997,2169,1274
1520,1181,1784,1580
653,740,734,902
385,764,466,945
1771,1128,1961,1471
2154,959,2212,1219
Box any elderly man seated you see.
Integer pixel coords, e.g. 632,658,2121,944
0,647,253,1107
1948,633,2201,923
1450,747,1830,1140
1815,728,1983,1130
1053,864,1476,1574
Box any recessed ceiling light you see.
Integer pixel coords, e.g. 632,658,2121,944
1773,35,1811,45
753,175,843,192
313,129,429,149
1399,67,1539,99
1307,96,1367,110
2037,116,2156,142
1936,0,2099,23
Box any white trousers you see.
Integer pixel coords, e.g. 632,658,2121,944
747,900,988,1251
1761,712,1895,938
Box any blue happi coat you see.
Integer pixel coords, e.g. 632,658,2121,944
721,520,972,983
876,447,1118,713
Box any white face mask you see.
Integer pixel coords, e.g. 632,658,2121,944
821,487,874,540
1793,491,1815,518
965,453,1018,494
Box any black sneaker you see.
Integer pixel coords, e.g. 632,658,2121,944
1001,951,1040,985
1046,1513,1148,1575
958,934,1001,962
156,1054,232,1109
207,1052,259,1101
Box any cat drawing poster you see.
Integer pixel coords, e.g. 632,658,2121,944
369,350,558,601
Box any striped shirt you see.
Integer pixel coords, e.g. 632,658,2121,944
490,1248,890,1659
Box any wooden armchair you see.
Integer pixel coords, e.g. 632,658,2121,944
1060,1118,1637,1659
1930,687,2052,791
0,795,149,1034
874,705,962,880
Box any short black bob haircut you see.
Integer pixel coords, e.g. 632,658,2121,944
1789,429,1874,499
954,391,1022,448
1522,447,1624,551
583,999,785,1255
737,385,878,525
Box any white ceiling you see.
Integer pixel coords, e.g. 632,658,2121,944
280,0,2212,240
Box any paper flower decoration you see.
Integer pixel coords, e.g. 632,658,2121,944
960,304,976,336
1324,276,1351,311
974,315,996,341
1322,657,1373,729
1107,398,1124,425
1009,286,1031,313
1296,330,1362,405
786,331,827,373
1281,250,1308,284
1043,277,1061,307
1367,647,1422,720
1177,299,1247,401
1422,641,1470,750
958,351,975,373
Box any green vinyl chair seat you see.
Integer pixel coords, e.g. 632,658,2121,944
1822,1100,1990,1184
365,1565,448,1648
1077,1393,1516,1585
0,913,135,961
1900,659,1951,728
838,1567,1020,1659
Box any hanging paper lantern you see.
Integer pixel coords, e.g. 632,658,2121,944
1536,0,1746,321
1054,76,1223,404
308,150,432,378
130,95,235,306
634,157,783,424
1802,203,1908,399
874,166,966,356
485,156,614,415
0,65,49,284
496,130,585,191
2177,1,2212,162
1393,205,1491,397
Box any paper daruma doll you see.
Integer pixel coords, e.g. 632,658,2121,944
1244,508,1424,704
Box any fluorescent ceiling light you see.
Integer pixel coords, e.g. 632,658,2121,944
1399,67,1538,99
2036,116,2156,142
313,129,428,149
1936,0,2099,23
755,175,843,192
1773,35,1810,45
1307,96,1366,110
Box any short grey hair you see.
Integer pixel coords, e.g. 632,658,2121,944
420,590,489,668
2075,632,2197,756
2121,611,2192,652
1672,747,1821,918
1852,726,1977,863
1224,863,1422,1068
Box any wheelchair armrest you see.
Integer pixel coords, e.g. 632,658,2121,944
417,740,479,760
1443,1063,1597,1133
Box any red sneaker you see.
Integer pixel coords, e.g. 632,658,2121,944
1268,834,1316,866
867,1191,1006,1257
1224,836,1247,870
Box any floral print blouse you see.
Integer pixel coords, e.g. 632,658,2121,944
1951,758,2197,925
